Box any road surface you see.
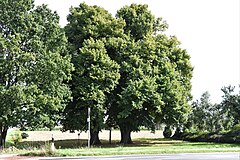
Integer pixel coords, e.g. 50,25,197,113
40,152,240,160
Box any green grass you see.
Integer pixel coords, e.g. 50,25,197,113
3,138,240,157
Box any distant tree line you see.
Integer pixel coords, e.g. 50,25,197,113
183,86,240,135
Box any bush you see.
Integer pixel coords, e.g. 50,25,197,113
231,124,240,134
21,132,29,139
172,127,183,139
163,126,172,138
10,131,22,145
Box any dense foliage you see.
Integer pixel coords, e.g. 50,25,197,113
0,0,73,148
1,0,237,147
62,3,123,144
63,3,193,144
184,86,240,138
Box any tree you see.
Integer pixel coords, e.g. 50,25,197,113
185,91,225,133
62,3,122,145
62,38,120,144
220,86,240,129
116,4,168,40
64,3,125,50
184,86,240,134
108,36,192,143
63,3,193,144
106,4,193,143
186,92,212,131
0,0,73,148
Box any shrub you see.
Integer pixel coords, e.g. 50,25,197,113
172,127,183,139
231,124,240,134
21,132,29,139
10,131,22,145
163,126,172,138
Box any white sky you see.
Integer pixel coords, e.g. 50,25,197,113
34,0,240,103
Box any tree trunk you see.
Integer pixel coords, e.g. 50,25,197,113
172,127,182,139
120,126,133,144
90,130,101,145
109,127,112,144
0,125,8,150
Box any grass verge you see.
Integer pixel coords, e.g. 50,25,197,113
2,138,240,157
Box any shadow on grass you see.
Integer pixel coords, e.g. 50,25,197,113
12,138,240,150
13,138,185,149
6,138,240,157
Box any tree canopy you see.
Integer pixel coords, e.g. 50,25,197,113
62,3,123,144
0,0,73,148
63,3,193,144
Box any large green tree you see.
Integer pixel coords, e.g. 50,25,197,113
62,38,120,144
63,3,192,144
107,35,192,143
0,0,73,148
105,4,193,144
62,3,122,144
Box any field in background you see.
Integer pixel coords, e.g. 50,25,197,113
23,130,164,142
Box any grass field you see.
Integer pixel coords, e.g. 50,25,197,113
3,130,240,157
22,130,164,141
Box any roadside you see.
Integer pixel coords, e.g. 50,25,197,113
0,154,33,160
6,152,240,160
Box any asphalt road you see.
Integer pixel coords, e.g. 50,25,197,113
40,152,240,160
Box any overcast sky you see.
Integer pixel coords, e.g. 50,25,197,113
34,0,240,103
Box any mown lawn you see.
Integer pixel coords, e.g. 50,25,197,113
3,138,240,157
